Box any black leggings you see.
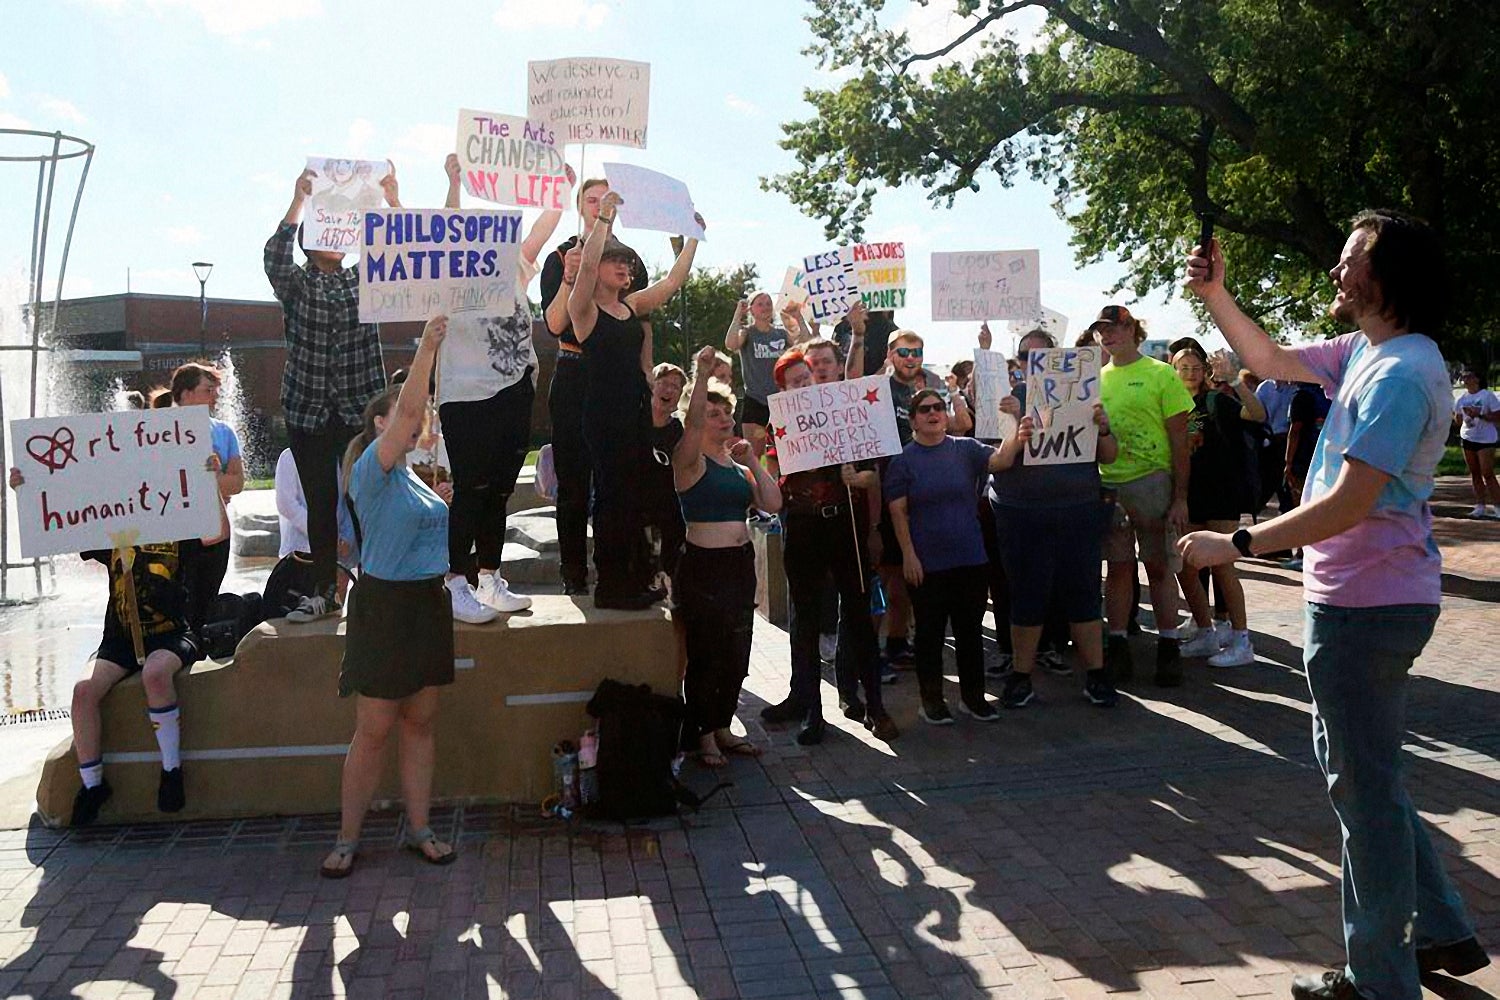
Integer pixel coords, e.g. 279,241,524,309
440,377,534,579
288,421,360,595
677,543,757,739
783,509,882,717
182,537,232,634
548,357,591,581
910,564,988,704
583,389,650,596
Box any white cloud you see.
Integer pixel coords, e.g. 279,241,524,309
0,111,33,130
79,0,319,35
343,118,377,158
492,0,609,31
164,225,202,245
393,123,453,164
724,94,760,117
37,96,87,125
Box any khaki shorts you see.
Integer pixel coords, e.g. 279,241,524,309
1103,471,1182,572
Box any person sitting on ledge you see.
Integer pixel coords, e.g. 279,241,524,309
8,458,221,826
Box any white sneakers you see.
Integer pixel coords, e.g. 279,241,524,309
448,578,498,624
1178,626,1223,658
1209,630,1256,667
476,573,533,613
286,593,339,624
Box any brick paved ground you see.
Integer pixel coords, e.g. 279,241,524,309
0,481,1495,999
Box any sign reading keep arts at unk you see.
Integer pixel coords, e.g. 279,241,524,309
358,209,523,324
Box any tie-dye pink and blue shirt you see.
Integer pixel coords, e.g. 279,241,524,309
1291,332,1450,607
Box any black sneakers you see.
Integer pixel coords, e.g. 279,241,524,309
1290,970,1365,1000
1417,936,1490,976
1107,635,1134,684
1000,673,1034,709
796,716,826,746
760,698,804,725
958,696,1000,722
1155,637,1183,687
71,782,112,827
157,768,185,813
1084,669,1118,707
918,699,955,725
839,694,866,722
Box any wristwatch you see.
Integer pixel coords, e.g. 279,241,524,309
1231,528,1255,558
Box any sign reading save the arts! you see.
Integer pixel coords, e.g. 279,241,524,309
843,241,907,310
1023,346,1103,466
9,407,221,558
527,57,650,148
456,109,572,210
359,209,523,323
766,375,903,475
302,157,392,254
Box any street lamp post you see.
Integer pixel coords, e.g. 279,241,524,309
192,261,213,357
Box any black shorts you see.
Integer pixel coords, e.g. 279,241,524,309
1461,438,1496,453
340,574,454,700
740,396,771,428
991,501,1108,627
94,632,200,675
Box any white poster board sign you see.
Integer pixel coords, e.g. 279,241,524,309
456,110,572,210
527,57,650,148
801,249,859,322
843,241,907,310
1010,305,1069,340
602,163,705,240
930,250,1041,321
773,266,814,325
766,374,902,475
358,209,523,323
972,348,1018,442
9,407,221,558
302,157,392,254
1023,346,1102,465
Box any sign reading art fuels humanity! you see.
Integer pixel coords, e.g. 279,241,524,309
1023,346,1102,465
843,241,907,311
800,249,859,323
766,375,903,475
359,209,523,323
930,249,1041,322
526,57,650,149
302,157,392,254
9,407,222,558
456,110,572,210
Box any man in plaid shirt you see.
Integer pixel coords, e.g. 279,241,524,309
265,167,394,622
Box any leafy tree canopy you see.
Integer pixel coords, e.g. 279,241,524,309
766,0,1500,360
649,262,760,377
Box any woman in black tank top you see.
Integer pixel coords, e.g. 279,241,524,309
566,190,705,609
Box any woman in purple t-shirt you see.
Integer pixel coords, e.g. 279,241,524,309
886,388,1031,725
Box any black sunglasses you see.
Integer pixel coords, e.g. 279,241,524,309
913,402,946,415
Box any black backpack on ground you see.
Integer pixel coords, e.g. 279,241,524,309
585,679,729,821
262,552,318,619
199,592,267,658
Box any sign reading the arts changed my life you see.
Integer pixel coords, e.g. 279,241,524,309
359,209,523,323
527,57,650,148
9,407,221,558
456,110,572,210
767,375,903,475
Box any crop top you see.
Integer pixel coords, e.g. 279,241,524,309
678,457,753,523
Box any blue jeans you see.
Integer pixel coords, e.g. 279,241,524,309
1304,602,1474,1000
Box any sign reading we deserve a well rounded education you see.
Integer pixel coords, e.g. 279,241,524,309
526,57,650,149
9,407,221,558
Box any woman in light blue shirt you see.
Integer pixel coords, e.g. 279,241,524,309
321,315,457,879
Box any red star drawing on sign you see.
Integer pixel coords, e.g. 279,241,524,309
775,425,787,438
863,388,881,404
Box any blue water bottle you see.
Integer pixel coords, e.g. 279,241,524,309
869,574,888,617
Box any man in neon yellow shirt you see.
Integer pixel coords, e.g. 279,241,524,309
1094,305,1195,686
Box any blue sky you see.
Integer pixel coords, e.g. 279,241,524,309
3,0,1217,363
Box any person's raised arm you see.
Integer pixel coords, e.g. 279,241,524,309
380,164,399,209
1185,239,1318,384
843,303,868,379
723,299,749,353
375,316,446,473
639,321,654,378
266,169,315,303
782,303,812,345
545,247,579,336
567,192,619,343
673,346,718,484
443,154,462,210
986,417,1033,472
630,220,703,316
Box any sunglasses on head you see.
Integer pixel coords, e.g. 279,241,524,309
894,347,923,358
913,402,946,415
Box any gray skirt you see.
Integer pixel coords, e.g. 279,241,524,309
339,574,455,700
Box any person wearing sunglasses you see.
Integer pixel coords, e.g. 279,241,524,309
886,388,1032,724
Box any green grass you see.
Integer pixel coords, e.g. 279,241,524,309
1438,445,1470,477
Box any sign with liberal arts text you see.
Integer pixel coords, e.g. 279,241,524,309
972,349,1018,442
930,249,1041,322
456,110,572,210
9,407,221,558
302,157,392,254
843,241,907,310
527,57,650,149
801,249,860,323
766,375,903,475
1023,346,1103,465
358,208,523,323
602,163,706,241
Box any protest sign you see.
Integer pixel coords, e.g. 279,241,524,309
766,374,902,475
930,250,1041,321
527,57,650,148
601,163,705,240
1022,345,1102,465
1010,305,1068,340
302,157,392,254
773,266,814,325
9,407,221,558
972,349,1018,442
456,110,572,210
358,209,523,323
801,249,860,322
843,241,907,310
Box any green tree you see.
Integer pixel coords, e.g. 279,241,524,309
649,262,760,376
767,0,1500,362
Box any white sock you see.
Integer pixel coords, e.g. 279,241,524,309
1233,629,1250,644
78,758,103,789
149,705,181,771
1159,628,1180,639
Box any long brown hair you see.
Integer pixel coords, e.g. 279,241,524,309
168,362,221,403
341,387,401,498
